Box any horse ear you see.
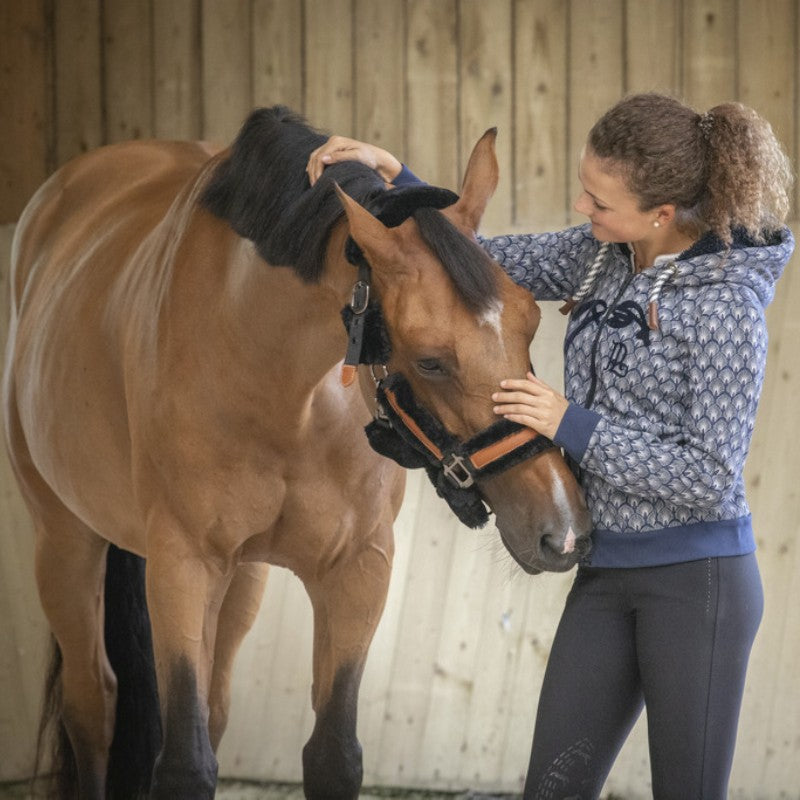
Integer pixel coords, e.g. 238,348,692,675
334,184,399,265
449,127,499,233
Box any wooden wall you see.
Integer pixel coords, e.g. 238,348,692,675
1,1,799,796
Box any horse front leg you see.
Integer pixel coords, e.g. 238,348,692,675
145,518,233,800
301,525,394,800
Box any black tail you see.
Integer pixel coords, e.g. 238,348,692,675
33,545,161,799
104,544,161,798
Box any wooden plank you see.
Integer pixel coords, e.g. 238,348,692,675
251,0,304,113
200,0,252,144
624,0,680,94
153,0,201,140
567,0,624,225
53,0,103,165
0,223,51,782
736,0,795,217
0,2,50,222
513,0,569,231
103,0,153,142
735,225,800,789
681,0,736,110
405,0,459,191
458,0,513,233
303,0,354,134
353,0,406,162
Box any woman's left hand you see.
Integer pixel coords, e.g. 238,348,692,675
492,372,569,439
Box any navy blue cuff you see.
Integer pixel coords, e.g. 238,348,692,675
553,403,601,463
393,164,425,186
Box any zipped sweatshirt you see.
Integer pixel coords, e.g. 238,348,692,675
394,165,794,567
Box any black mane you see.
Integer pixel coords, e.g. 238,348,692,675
201,106,498,307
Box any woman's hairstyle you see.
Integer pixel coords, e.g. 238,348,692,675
587,92,794,244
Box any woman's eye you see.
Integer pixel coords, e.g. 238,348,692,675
416,358,446,376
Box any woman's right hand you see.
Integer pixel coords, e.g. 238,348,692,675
306,135,402,185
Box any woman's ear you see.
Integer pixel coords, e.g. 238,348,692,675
655,204,677,227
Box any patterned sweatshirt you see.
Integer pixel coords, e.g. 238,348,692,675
481,223,794,567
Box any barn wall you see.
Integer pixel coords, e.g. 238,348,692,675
1,1,799,796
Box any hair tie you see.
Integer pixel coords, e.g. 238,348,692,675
698,112,714,139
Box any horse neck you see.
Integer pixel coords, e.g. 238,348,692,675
217,220,356,393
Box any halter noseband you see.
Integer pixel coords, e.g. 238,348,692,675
339,184,556,529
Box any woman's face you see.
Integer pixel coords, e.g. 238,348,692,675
574,147,656,243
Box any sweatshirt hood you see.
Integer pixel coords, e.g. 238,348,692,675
633,226,794,308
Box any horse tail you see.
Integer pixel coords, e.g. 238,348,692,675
32,545,161,799
104,544,162,799
32,639,77,798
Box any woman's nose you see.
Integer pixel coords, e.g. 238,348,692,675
574,191,592,216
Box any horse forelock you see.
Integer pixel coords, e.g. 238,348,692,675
411,207,499,312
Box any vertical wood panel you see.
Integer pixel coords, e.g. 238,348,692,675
567,0,624,223
405,0,459,190
624,0,680,94
53,0,103,165
303,0,354,134
513,0,569,231
353,0,406,160
681,0,737,109
251,0,304,113
0,224,49,781
103,0,153,142
201,0,253,143
458,0,513,231
0,1,50,222
153,0,201,139
736,0,795,216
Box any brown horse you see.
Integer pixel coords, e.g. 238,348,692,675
2,106,590,799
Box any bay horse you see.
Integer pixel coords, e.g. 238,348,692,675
2,106,590,799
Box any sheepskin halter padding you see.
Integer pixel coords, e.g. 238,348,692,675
366,373,556,528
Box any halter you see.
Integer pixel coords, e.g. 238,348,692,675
340,184,556,529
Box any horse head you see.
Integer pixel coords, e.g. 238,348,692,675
336,130,592,574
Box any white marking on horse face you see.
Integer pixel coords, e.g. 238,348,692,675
479,299,505,356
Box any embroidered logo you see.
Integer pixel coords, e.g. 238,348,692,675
565,299,651,377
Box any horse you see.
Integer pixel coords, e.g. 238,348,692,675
2,105,591,799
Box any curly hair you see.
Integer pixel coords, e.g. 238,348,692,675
587,93,794,245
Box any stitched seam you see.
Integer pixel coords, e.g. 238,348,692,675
700,557,718,798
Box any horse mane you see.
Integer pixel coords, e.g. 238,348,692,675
201,105,497,308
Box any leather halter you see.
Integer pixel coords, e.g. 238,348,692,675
338,186,556,528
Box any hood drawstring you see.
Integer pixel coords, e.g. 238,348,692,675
559,242,609,316
560,242,679,331
647,261,679,330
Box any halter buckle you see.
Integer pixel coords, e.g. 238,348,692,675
350,280,370,315
442,453,475,489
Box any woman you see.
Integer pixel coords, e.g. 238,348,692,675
306,93,794,799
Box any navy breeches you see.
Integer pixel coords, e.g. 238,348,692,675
524,554,763,800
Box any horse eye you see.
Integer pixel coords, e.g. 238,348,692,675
415,358,446,377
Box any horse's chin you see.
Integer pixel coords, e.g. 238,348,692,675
498,527,590,575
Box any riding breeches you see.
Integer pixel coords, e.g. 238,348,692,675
523,554,763,800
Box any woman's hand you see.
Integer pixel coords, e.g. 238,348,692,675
306,135,402,185
492,372,569,439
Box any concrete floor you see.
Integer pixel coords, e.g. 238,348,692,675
0,779,518,800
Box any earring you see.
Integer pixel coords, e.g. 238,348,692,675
653,220,661,228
